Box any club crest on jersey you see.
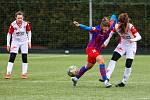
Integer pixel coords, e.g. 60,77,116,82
92,49,96,53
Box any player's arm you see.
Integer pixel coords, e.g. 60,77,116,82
103,31,114,47
103,24,117,47
7,25,14,52
73,21,94,31
109,14,117,30
26,23,32,48
130,32,141,42
130,26,142,42
7,33,11,52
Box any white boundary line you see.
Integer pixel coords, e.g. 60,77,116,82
0,80,150,84
28,55,70,59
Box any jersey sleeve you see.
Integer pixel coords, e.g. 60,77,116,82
8,25,14,34
79,24,97,33
26,23,31,31
79,24,92,31
130,25,138,37
109,14,117,30
129,24,141,41
89,27,98,33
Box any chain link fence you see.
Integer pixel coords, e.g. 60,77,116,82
0,0,149,53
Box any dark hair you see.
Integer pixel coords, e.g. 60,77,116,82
15,11,24,17
118,13,129,33
118,13,129,23
101,17,110,27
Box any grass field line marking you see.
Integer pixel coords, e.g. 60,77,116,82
29,55,70,59
0,80,150,84
137,98,150,100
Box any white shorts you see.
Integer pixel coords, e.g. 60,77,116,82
114,42,137,59
10,41,28,54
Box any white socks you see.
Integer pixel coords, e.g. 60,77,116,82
106,60,116,79
22,63,28,75
122,68,132,84
6,62,28,75
6,62,14,74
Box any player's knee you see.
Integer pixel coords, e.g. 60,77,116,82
126,59,133,68
97,56,105,64
99,59,105,64
22,54,27,63
86,63,94,70
111,51,121,61
9,53,17,63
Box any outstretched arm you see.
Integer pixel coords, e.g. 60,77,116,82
109,14,117,30
73,21,93,31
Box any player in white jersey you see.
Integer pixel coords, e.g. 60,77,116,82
102,13,142,87
5,11,31,79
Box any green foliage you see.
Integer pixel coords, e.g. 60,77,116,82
0,0,149,49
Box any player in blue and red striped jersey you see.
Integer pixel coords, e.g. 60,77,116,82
72,15,117,88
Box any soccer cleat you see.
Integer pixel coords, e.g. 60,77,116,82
99,79,104,82
104,80,112,88
21,74,27,79
115,82,126,87
5,74,11,79
99,78,109,82
71,77,78,86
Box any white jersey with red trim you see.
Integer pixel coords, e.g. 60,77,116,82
8,20,31,43
113,23,140,45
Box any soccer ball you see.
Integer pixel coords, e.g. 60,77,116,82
67,65,79,77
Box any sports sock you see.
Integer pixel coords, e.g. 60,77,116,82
22,63,28,75
106,60,116,79
99,64,107,81
6,62,14,74
76,65,87,79
122,67,132,84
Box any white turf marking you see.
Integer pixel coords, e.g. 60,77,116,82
0,80,150,84
29,55,70,59
137,98,149,100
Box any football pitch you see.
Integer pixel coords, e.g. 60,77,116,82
0,54,150,100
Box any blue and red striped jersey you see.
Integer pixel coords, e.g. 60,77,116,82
79,14,117,52
88,25,111,52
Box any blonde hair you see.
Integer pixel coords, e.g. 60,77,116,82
101,17,110,28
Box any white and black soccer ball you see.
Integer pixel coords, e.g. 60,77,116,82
67,65,79,77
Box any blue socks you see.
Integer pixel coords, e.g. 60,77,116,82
99,64,107,81
76,66,87,79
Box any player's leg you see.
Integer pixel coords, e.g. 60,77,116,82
106,51,121,80
21,53,28,79
97,55,107,81
72,62,94,86
77,62,94,79
116,45,136,87
106,44,125,80
116,59,133,87
5,53,17,79
5,42,19,79
72,48,96,86
96,55,112,88
20,42,28,79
